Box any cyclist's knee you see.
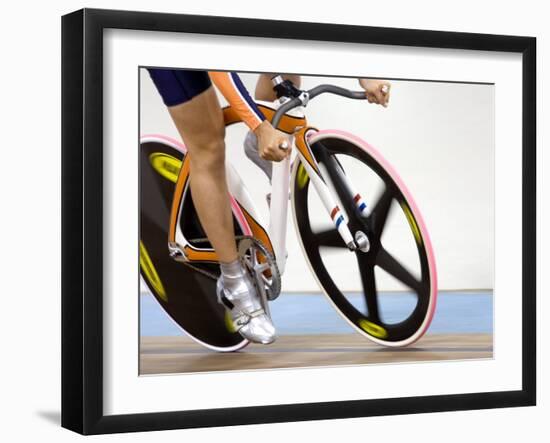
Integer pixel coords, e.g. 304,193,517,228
190,133,226,172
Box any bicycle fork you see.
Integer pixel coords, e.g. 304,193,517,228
294,128,370,253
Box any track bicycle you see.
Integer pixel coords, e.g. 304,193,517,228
140,76,437,351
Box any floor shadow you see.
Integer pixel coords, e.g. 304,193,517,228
36,410,61,426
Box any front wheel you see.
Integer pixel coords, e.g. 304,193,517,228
292,130,437,347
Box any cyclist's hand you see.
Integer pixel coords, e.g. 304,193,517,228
254,120,291,162
359,79,391,107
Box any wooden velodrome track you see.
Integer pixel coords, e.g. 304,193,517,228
140,333,492,374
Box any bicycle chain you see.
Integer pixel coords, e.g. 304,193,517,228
182,261,219,281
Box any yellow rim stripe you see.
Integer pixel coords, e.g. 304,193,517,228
224,311,238,333
139,241,167,302
401,202,422,246
358,318,388,339
149,152,182,184
297,163,309,189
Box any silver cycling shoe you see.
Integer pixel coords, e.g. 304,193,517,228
216,273,277,345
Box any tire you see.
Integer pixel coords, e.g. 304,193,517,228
140,135,248,352
292,130,437,347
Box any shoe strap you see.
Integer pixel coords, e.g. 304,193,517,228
218,293,235,310
233,308,266,328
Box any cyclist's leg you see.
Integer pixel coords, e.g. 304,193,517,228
147,69,276,344
168,89,276,343
166,86,238,263
147,69,237,261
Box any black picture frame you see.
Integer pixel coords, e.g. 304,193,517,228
61,8,536,435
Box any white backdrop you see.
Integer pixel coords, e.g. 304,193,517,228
0,1,546,442
140,71,494,291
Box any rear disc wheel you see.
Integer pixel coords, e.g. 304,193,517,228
140,136,248,352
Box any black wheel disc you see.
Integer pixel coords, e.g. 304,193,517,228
140,139,247,350
293,134,436,345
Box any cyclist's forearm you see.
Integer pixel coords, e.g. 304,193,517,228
255,74,301,101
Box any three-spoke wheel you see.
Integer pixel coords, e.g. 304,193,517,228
293,131,437,346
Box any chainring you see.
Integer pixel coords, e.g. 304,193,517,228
237,236,282,302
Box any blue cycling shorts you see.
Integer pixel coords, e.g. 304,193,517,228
146,69,212,107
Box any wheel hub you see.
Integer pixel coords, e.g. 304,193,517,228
354,231,371,252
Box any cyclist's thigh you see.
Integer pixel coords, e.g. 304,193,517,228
147,68,212,107
147,68,224,147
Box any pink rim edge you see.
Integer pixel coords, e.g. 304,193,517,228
313,130,438,346
141,134,251,352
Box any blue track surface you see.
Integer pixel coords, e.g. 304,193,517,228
140,291,493,336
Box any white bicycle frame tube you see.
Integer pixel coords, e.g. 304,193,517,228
293,141,355,249
269,156,292,274
227,155,292,274
266,132,357,274
169,129,360,273
227,108,361,275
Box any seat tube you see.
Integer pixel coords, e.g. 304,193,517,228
269,155,291,274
